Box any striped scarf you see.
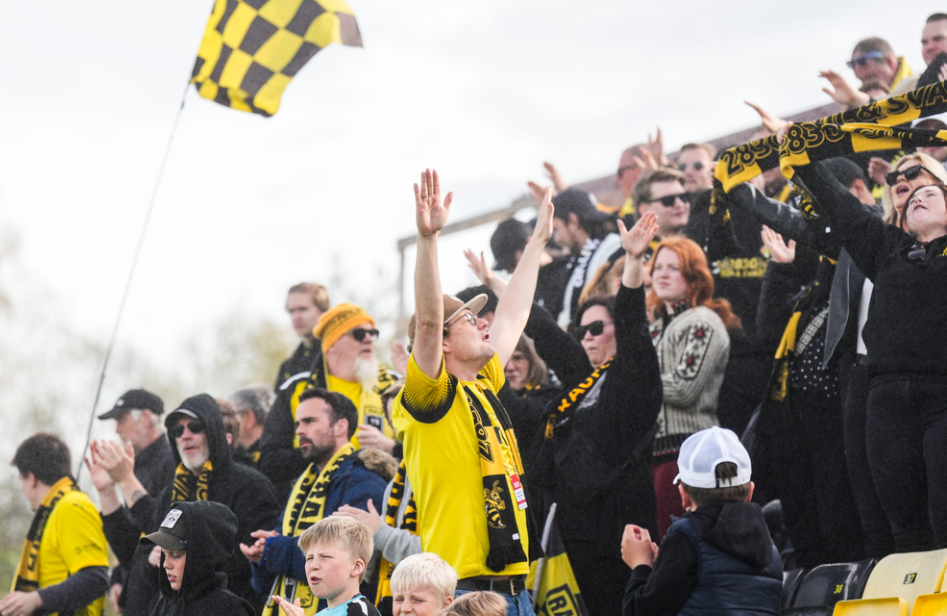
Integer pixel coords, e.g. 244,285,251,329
264,443,357,616
11,477,75,595
375,461,418,615
171,460,213,502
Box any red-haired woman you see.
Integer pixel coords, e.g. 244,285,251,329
647,236,741,538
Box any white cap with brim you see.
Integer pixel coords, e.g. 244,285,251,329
673,426,752,489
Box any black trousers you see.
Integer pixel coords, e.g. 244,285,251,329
866,379,947,552
773,387,864,567
840,357,894,557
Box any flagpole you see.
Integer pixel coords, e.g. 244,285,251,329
75,82,191,480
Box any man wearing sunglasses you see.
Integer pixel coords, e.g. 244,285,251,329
259,304,400,498
632,168,691,243
93,394,281,616
393,169,554,616
848,38,911,90
677,143,715,194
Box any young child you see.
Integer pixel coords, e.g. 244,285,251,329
390,553,456,616
272,517,380,616
446,591,506,616
141,501,255,616
621,426,782,616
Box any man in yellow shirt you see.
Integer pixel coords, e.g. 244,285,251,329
393,169,553,616
2,433,109,616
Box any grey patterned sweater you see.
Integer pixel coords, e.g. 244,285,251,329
649,305,730,455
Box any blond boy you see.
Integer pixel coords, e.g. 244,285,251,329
272,517,380,616
390,553,457,616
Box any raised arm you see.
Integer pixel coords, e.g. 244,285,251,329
412,169,452,379
489,188,554,366
619,211,659,289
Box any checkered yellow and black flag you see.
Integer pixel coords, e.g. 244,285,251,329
190,0,362,117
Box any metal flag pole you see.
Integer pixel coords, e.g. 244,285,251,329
75,83,190,480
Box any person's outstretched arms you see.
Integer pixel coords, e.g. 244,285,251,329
490,188,554,366
412,169,451,379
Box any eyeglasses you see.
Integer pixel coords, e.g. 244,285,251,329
447,312,477,329
617,165,638,179
348,328,380,342
847,51,887,68
678,161,704,172
885,164,936,187
575,320,610,339
649,193,690,207
169,420,205,439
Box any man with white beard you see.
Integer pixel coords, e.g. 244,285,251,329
258,304,400,495
92,394,280,615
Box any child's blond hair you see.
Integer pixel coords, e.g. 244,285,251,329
298,517,373,581
446,591,507,616
390,553,458,603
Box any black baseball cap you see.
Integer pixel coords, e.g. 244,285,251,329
552,188,612,223
141,504,187,550
98,389,164,420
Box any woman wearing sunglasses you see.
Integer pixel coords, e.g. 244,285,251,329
794,154,947,552
644,237,739,539
879,152,947,229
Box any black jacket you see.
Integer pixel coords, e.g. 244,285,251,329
795,161,947,382
103,394,281,616
149,501,255,616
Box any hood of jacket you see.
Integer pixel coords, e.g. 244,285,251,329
164,393,233,478
156,501,237,602
688,501,774,569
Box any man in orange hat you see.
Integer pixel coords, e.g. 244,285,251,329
258,304,399,497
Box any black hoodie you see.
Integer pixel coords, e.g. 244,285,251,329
148,501,255,616
102,394,281,615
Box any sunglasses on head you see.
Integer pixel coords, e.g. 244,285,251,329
678,161,704,172
847,51,887,68
169,420,204,439
575,320,607,339
885,165,934,187
349,328,380,342
650,193,689,207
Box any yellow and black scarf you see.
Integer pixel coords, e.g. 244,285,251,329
544,358,613,440
171,460,213,502
264,443,357,616
12,476,75,594
707,73,947,261
375,461,418,615
464,385,533,572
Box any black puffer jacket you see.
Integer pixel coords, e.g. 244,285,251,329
149,501,255,616
103,394,281,616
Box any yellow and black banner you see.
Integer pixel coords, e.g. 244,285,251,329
526,505,588,616
706,78,947,261
190,0,362,116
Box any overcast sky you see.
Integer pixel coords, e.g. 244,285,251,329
0,0,934,385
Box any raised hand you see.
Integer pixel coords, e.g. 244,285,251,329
761,225,796,263
464,249,497,287
415,169,452,237
819,70,869,108
868,157,893,187
648,128,669,167
618,211,659,259
544,161,567,192
332,500,382,533
531,186,554,245
272,596,305,616
621,524,656,569
744,100,788,134
97,439,136,484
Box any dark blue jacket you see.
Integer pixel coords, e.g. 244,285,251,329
250,451,389,592
624,502,782,616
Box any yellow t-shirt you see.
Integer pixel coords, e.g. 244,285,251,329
392,354,530,579
327,374,395,448
38,490,109,616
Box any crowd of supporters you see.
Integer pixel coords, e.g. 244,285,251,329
7,11,947,616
